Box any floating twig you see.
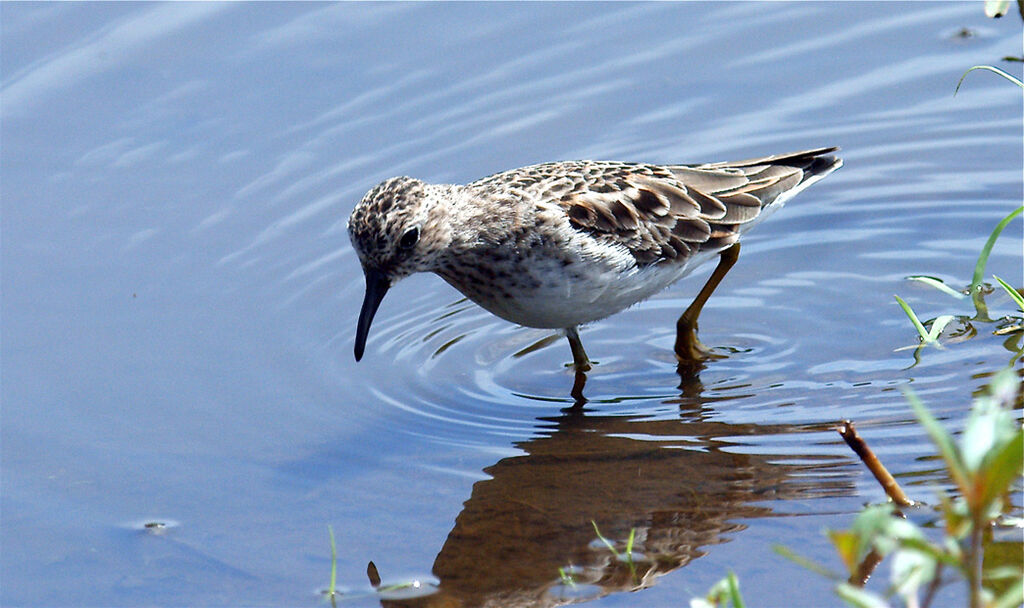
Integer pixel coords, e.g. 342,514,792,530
837,421,914,507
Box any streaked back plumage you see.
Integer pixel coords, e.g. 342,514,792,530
468,147,841,268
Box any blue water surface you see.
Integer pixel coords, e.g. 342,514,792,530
2,3,1021,607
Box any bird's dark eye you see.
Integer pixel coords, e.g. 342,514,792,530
398,226,420,251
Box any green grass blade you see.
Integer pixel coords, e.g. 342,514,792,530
971,206,1024,291
907,275,967,299
956,65,1024,95
773,544,843,580
558,567,577,587
328,525,337,598
591,521,620,558
993,276,1024,311
895,295,934,343
725,571,745,608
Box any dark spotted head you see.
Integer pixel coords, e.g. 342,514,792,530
347,176,453,360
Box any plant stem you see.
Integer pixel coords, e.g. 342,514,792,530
328,525,337,601
967,512,984,608
921,562,944,608
848,548,885,587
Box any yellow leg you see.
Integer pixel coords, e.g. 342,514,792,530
570,368,588,406
565,326,592,372
675,242,741,361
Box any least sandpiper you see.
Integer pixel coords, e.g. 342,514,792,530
348,147,841,370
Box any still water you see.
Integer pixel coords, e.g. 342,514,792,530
2,2,1021,607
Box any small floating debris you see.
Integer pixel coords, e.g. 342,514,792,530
126,519,180,535
952,26,976,38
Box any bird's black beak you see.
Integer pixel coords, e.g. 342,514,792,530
354,268,390,361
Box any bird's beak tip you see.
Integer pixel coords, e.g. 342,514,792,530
353,268,390,361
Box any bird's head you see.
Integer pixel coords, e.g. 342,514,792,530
347,176,453,360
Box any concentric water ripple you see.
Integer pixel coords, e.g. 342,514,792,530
4,2,1020,606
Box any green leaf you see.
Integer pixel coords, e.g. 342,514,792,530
966,370,1024,510
961,385,1016,464
854,504,912,542
939,493,971,540
829,530,863,575
705,576,732,601
904,388,969,494
994,275,1024,311
989,367,1022,408
986,565,1024,580
907,275,967,299
835,582,890,608
976,429,1024,513
897,536,962,569
998,515,1024,528
992,578,1024,608
872,515,926,557
891,547,937,600
962,402,1004,473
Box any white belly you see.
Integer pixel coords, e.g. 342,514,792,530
464,250,716,329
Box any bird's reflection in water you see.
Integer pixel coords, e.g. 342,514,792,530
373,367,853,608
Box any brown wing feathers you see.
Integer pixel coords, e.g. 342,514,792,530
562,147,837,266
